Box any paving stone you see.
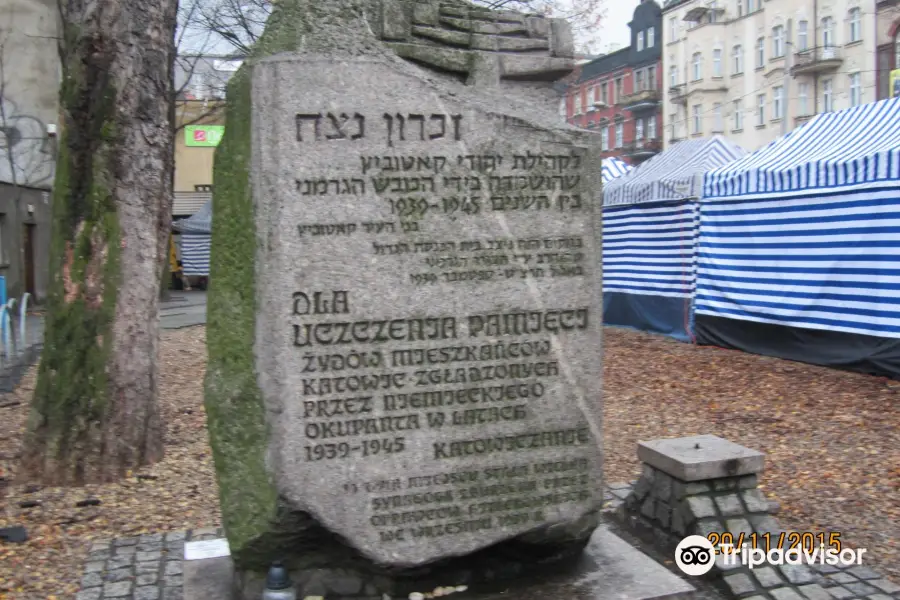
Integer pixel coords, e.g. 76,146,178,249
724,572,757,596
810,564,841,575
796,584,833,600
88,550,112,561
138,541,164,552
654,471,673,503
114,536,138,547
770,588,805,600
712,478,738,491
780,564,817,585
715,494,744,517
725,518,754,537
137,572,159,586
611,488,630,501
847,566,881,581
607,482,632,491
163,587,184,600
844,582,878,596
871,579,900,594
695,518,723,537
192,527,217,539
866,594,893,600
114,545,137,557
103,581,133,598
134,586,161,600
671,506,688,536
104,567,133,583
140,533,164,544
84,561,105,573
136,561,160,574
742,596,768,600
136,550,163,562
829,573,859,585
753,566,784,588
748,514,781,535
165,574,184,587
166,541,185,555
738,475,758,489
81,572,103,588
686,496,717,520
741,488,770,513
165,560,183,576
89,540,111,552
106,556,135,571
824,587,854,599
715,551,742,572
655,502,672,528
640,496,655,519
76,590,102,600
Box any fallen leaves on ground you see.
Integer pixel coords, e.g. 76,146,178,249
604,327,900,581
1,325,898,599
0,327,218,599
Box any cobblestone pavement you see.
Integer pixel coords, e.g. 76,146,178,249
76,527,222,600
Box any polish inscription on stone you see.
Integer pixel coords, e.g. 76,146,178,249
252,55,603,566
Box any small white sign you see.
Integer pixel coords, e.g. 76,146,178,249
184,538,231,561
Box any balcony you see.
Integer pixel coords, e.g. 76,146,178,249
794,114,814,126
622,89,661,111
623,139,662,160
791,46,842,75
668,84,687,105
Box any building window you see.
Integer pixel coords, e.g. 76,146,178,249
732,45,743,74
559,98,567,118
822,17,834,48
692,52,703,80
574,94,582,114
773,85,784,119
592,85,601,105
798,82,809,115
648,65,657,89
648,27,656,48
637,31,645,51
756,37,764,68
713,49,722,76
848,8,861,43
823,79,833,112
849,72,861,106
636,118,645,140
772,26,785,58
895,32,900,67
798,20,808,51
669,17,677,43
756,93,765,126
601,82,608,105
733,99,743,130
692,104,702,134
670,65,678,87
736,0,743,17
669,112,677,139
712,103,723,132
615,121,624,147
648,116,657,139
601,126,609,151
635,69,645,92
614,78,623,103
747,0,755,12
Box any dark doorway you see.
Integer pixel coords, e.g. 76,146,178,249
23,224,35,297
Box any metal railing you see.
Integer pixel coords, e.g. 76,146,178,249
0,293,43,392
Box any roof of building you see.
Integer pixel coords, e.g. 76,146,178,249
661,0,692,13
576,47,631,83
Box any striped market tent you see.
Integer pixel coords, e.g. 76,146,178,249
601,157,633,183
695,97,900,377
601,137,747,341
173,200,212,276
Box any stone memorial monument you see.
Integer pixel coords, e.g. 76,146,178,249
206,0,604,596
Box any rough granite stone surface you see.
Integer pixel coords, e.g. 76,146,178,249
205,0,602,587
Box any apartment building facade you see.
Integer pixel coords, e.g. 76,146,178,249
662,0,876,151
565,0,664,164
876,0,900,98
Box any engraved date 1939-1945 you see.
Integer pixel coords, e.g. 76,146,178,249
305,437,406,461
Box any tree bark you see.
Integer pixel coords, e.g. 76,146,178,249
19,0,178,485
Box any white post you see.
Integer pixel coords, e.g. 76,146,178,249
19,293,29,350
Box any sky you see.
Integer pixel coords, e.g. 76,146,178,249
589,0,641,55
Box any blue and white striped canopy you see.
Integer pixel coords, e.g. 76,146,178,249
603,136,747,207
173,200,212,234
704,97,900,200
181,234,211,276
602,157,633,183
696,98,900,339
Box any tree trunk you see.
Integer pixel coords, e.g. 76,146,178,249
19,0,178,485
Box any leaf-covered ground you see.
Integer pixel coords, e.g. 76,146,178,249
0,326,897,598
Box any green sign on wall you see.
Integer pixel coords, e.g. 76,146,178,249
185,125,225,147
